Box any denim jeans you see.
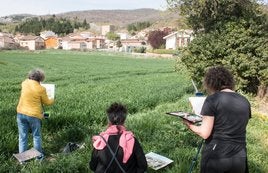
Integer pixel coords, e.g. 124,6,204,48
17,113,43,156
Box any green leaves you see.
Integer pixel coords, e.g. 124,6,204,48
169,0,268,95
179,18,268,94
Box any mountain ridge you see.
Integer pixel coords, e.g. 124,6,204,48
0,9,181,28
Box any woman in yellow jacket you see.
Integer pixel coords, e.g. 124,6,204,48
17,69,54,161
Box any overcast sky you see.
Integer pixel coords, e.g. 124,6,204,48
0,0,168,17
1,0,267,17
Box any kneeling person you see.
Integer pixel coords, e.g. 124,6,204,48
89,102,147,173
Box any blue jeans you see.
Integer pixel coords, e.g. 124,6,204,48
17,113,43,156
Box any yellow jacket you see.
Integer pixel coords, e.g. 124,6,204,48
17,79,54,119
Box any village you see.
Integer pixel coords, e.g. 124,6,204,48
0,24,194,53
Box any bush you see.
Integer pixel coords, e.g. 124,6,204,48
179,20,268,94
133,47,146,53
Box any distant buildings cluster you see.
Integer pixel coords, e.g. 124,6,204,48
0,25,194,52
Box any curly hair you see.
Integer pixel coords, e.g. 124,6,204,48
107,102,128,125
203,66,235,93
28,68,45,82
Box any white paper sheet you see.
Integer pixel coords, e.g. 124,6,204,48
145,152,173,170
41,83,55,99
188,96,206,115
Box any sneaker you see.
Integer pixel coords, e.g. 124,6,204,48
36,154,45,162
19,161,26,165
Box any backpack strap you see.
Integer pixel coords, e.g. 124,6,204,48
98,135,126,173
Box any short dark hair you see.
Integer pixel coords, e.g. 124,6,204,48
203,66,235,92
28,68,45,82
107,102,127,125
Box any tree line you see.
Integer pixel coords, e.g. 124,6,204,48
15,16,90,36
127,21,151,34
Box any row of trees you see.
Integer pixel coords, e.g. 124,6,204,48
15,16,90,36
168,0,268,97
127,21,152,34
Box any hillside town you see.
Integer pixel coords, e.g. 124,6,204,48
0,25,194,53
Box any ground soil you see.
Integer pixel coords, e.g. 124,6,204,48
253,98,268,116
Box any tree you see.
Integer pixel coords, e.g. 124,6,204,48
127,21,151,33
106,32,120,41
167,0,259,32
127,23,137,32
116,40,122,48
82,19,90,29
168,0,268,97
180,20,268,93
16,17,75,36
147,30,169,49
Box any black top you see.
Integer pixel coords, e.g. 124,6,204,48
201,91,251,158
89,134,147,173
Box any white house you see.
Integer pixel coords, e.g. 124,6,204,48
68,41,87,50
61,34,105,50
120,39,146,52
19,36,45,50
117,32,130,40
163,30,194,50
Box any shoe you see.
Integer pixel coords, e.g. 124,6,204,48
36,154,45,162
19,161,26,165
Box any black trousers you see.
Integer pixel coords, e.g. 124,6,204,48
204,157,246,173
201,149,247,173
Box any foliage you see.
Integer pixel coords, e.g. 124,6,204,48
147,30,169,49
116,40,122,48
15,16,90,36
106,32,120,41
168,0,268,95
167,0,260,33
180,19,268,93
127,21,151,32
82,19,90,30
133,47,146,53
0,22,18,34
0,50,267,172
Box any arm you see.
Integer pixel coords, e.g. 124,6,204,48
184,115,214,139
40,88,54,105
133,138,147,173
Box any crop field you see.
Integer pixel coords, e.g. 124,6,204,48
0,50,267,173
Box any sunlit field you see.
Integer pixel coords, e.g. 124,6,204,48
0,50,267,173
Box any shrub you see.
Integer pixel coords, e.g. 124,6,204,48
133,47,146,53
179,20,268,94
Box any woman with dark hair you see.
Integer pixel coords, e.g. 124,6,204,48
17,68,54,161
89,102,147,173
184,66,251,173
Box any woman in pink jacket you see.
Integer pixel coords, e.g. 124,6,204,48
89,102,147,173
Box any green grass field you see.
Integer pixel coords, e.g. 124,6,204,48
0,50,267,173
